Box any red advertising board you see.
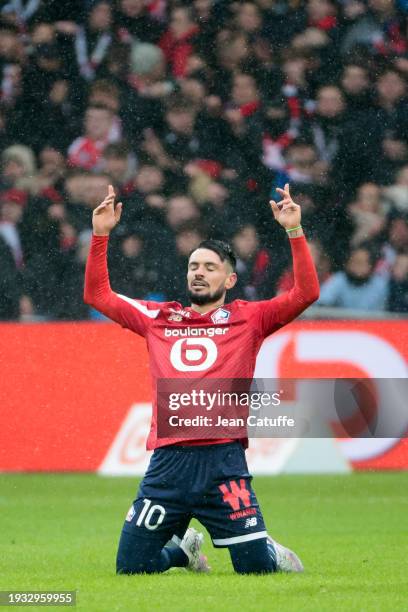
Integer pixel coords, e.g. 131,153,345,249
0,321,407,472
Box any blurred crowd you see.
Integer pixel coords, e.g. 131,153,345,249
0,0,407,320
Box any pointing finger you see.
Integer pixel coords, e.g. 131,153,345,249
108,184,115,198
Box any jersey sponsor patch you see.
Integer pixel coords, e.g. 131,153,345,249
211,308,230,324
169,307,192,319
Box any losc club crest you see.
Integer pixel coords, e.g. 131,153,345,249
211,307,230,324
168,313,183,322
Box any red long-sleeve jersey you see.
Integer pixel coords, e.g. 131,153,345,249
84,234,319,449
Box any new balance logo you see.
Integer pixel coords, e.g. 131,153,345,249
245,517,257,528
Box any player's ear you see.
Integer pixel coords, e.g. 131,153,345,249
225,272,237,290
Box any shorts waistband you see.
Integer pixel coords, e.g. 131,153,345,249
155,441,241,453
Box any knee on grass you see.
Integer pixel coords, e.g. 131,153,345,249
229,538,277,575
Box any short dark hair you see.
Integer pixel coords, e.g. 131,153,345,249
193,239,237,271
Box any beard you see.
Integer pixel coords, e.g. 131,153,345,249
187,283,226,306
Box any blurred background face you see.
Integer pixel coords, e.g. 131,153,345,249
392,254,408,280
376,71,406,105
166,196,199,229
194,0,213,19
104,155,128,182
122,235,143,258
389,218,408,250
342,65,370,95
120,0,144,17
136,166,164,194
39,147,65,177
166,108,196,134
236,3,262,33
170,7,193,38
287,144,318,171
217,34,249,69
0,201,23,224
0,29,18,59
317,86,345,117
232,74,259,106
346,249,373,280
89,2,112,30
355,183,381,212
85,108,113,141
2,159,25,181
84,175,111,208
176,229,203,257
31,23,55,44
369,0,394,14
232,225,259,259
307,0,335,21
282,57,306,85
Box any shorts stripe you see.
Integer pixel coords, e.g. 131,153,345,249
212,531,268,546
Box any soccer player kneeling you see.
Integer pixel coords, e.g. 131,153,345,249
84,183,319,574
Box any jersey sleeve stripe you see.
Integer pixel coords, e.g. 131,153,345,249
116,294,161,319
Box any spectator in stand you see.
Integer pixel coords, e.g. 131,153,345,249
159,5,199,79
318,246,389,310
37,145,66,200
119,162,167,229
166,194,201,234
142,94,222,177
0,187,26,267
68,104,119,171
109,227,163,301
348,182,389,248
223,72,265,180
115,0,164,45
301,85,346,180
102,142,137,196
340,63,373,117
1,144,37,193
370,67,408,185
383,164,408,213
0,234,21,319
229,223,273,301
381,212,408,270
283,140,320,185
72,0,113,82
388,253,408,312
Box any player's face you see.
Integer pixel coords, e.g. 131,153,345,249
187,248,237,306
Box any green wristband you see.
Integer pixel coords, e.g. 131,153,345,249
286,225,302,233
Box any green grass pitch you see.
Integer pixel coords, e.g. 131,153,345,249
1,473,407,611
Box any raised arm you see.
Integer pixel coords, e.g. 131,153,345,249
256,184,320,336
84,186,159,335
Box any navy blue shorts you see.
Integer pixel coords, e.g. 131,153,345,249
121,441,267,548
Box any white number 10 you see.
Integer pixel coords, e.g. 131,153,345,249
136,499,166,530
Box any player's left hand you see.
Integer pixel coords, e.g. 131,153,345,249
269,183,301,230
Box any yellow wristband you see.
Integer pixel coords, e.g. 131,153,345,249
286,225,302,233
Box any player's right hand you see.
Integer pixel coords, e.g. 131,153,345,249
92,184,122,236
